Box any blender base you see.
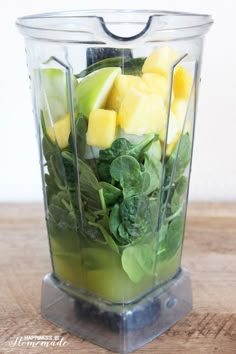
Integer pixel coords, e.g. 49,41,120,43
41,269,192,353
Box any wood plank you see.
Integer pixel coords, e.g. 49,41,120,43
0,203,235,353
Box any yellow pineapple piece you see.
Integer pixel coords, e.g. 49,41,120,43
86,109,117,148
173,66,193,99
118,88,167,136
166,133,180,156
47,113,71,149
142,73,170,103
142,46,179,78
171,99,191,134
106,74,149,113
159,111,188,156
159,112,180,144
47,128,55,143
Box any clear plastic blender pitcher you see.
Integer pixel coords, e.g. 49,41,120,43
17,10,212,353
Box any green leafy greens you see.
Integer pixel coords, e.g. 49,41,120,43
41,102,191,283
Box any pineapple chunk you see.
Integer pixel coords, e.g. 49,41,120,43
159,112,182,156
118,88,167,136
173,66,193,99
142,46,179,78
106,74,149,113
166,133,180,156
86,109,117,148
159,112,180,145
171,99,191,134
47,113,71,149
142,73,170,103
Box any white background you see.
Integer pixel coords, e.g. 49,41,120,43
0,0,235,202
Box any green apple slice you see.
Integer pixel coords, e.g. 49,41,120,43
40,68,78,126
74,67,121,118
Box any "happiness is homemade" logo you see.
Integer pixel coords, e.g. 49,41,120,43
8,335,68,348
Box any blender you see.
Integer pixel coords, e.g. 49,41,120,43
17,10,212,353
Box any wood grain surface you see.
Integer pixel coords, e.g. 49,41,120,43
0,203,235,354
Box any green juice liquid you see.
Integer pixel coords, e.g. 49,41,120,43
49,227,181,303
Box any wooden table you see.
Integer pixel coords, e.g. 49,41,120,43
0,203,235,354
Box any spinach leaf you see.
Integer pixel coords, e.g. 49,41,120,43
128,134,158,160
41,112,69,192
123,57,146,75
98,182,122,206
121,243,155,283
62,151,101,210
134,244,156,274
142,153,162,195
158,223,169,244
118,194,153,243
99,138,133,161
149,198,159,232
82,218,107,243
98,135,158,184
97,161,111,182
47,153,68,190
68,113,87,160
48,190,77,229
99,134,157,162
170,176,188,213
109,204,121,239
176,176,188,195
44,173,59,204
59,151,121,250
43,147,70,206
78,159,101,210
88,221,119,254
155,217,184,262
61,153,77,190
79,158,100,190
148,223,168,258
141,172,151,193
76,56,145,78
155,224,169,260
170,189,181,213
76,57,124,78
110,155,143,198
121,246,145,283
41,112,81,231
166,133,191,182
166,215,185,257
